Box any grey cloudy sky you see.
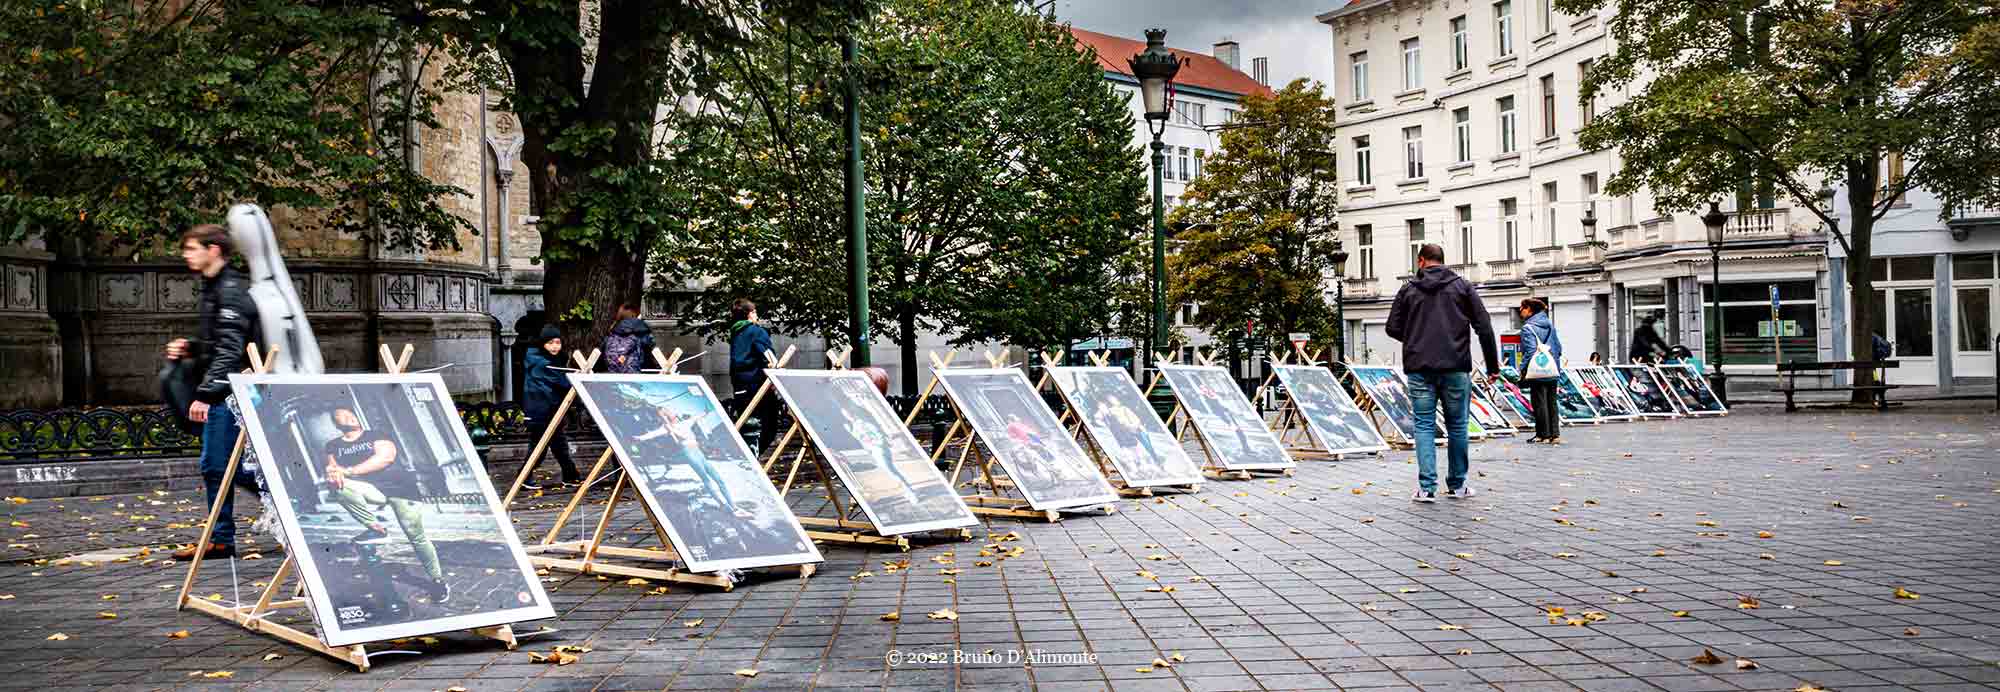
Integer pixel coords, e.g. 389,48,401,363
1052,0,1340,91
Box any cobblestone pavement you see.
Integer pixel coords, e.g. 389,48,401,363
3,404,1998,691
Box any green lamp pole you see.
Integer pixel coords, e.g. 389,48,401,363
1128,29,1181,369
843,32,871,366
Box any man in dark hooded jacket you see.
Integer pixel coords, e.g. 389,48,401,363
522,326,580,487
164,224,264,559
728,298,779,453
1386,244,1501,503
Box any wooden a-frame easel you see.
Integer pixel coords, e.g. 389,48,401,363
521,347,817,590
175,344,521,672
1255,347,1347,461
752,347,972,551
1141,349,1296,482
1031,350,1198,497
908,350,1117,522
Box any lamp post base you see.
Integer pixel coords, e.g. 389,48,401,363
1709,370,1729,408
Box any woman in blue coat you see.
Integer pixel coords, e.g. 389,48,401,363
1516,299,1564,444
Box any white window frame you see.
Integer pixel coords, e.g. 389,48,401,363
1193,149,1204,180
1403,126,1424,179
1402,38,1422,91
1357,224,1377,280
1450,16,1469,71
1453,108,1472,163
1579,59,1596,123
1539,0,1554,36
1542,181,1559,245
1457,205,1474,265
1540,74,1557,138
1497,96,1517,153
1495,0,1515,57
1501,198,1519,260
1354,136,1373,186
1350,52,1370,101
1407,218,1427,273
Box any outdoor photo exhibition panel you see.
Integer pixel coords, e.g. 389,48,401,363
1047,367,1204,487
229,373,554,647
1158,365,1295,471
1466,386,1517,434
1655,363,1729,415
1346,366,1419,442
1272,365,1391,454
765,370,978,535
1612,364,1682,417
1555,373,1604,422
934,369,1120,510
568,375,823,573
1487,379,1536,422
1568,367,1640,420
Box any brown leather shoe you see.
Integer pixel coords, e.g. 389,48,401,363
172,542,235,560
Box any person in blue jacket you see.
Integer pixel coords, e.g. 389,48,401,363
728,299,780,454
522,325,580,488
1516,298,1564,444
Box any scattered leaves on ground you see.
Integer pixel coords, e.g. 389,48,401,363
1691,649,1723,665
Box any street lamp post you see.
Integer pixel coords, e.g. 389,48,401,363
1129,29,1182,372
1701,202,1729,405
1580,206,1599,248
1331,234,1350,364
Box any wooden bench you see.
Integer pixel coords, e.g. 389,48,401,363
1773,360,1901,412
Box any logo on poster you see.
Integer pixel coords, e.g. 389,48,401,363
337,605,370,625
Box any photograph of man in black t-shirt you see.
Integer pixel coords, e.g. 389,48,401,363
323,404,448,603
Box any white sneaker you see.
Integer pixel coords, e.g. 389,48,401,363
1448,487,1476,500
1411,489,1438,503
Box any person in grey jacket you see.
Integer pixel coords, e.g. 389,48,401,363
1385,244,1501,503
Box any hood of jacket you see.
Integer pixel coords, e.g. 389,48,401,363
612,317,652,336
1409,265,1462,294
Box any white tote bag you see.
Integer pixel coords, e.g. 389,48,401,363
1525,343,1561,380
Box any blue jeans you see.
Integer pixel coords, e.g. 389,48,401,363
199,401,258,546
1408,371,1471,493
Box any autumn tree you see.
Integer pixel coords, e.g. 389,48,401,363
1565,0,2000,401
662,0,1145,394
1166,79,1342,358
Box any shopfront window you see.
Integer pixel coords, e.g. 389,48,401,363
1958,288,1992,353
1701,280,1817,365
1868,288,1934,358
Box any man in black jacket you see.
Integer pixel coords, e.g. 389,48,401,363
728,298,779,453
1385,244,1500,503
164,224,263,559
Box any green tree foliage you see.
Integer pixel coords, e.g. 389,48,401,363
1565,0,2000,400
0,0,470,253
1165,79,1342,359
661,0,1145,393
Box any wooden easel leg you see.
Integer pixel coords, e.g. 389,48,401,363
540,448,617,545
581,475,630,570
177,427,247,610
760,421,803,474
505,386,585,507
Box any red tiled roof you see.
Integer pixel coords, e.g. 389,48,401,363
1067,26,1274,99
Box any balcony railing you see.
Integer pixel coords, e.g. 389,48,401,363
1529,245,1564,272
1724,208,1793,240
1448,262,1486,283
1604,225,1636,251
1566,242,1604,266
1640,217,1669,245
1340,277,1381,299
1949,202,2000,225
1487,259,1524,282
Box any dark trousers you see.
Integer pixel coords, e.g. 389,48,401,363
198,402,260,547
1525,379,1561,439
733,388,781,455
527,413,580,481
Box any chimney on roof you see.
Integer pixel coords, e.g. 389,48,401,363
1252,57,1269,85
1213,39,1240,70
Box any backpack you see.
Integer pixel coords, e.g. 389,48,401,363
1870,334,1892,361
603,332,643,373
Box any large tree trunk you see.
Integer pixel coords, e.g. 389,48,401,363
1845,162,1878,405
898,306,920,398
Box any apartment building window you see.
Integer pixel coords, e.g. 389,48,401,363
1406,219,1428,273
1879,151,1907,205
1353,136,1373,186
1402,38,1422,91
1456,205,1474,264
1540,74,1557,138
1497,96,1517,153
1193,149,1205,180
1582,173,1599,220
1351,52,1370,101
1495,0,1515,57
1223,108,1239,123
1539,0,1554,35
1452,108,1472,163
1177,147,1191,181
1541,181,1559,244
1450,16,1469,71
1579,59,1597,122
1501,197,1519,260
1173,101,1205,127
1357,224,1377,279
1403,126,1424,179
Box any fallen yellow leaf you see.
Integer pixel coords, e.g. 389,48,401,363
734,668,759,678
928,608,958,620
1756,531,1774,539
1894,587,1921,600
46,633,68,641
1438,624,1463,631
167,630,190,639
1823,560,1844,566
683,618,703,628
880,612,900,622
1736,659,1758,670
1672,610,1690,617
